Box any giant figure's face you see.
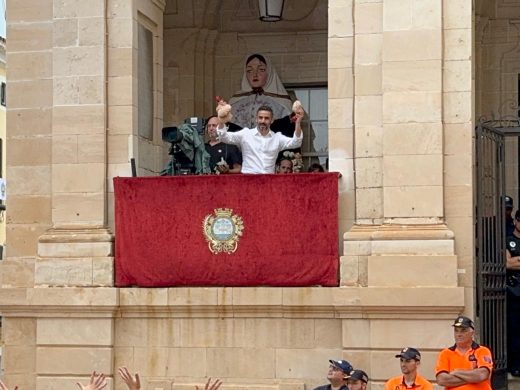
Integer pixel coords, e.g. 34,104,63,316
246,57,268,89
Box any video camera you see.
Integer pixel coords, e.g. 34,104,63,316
161,117,206,176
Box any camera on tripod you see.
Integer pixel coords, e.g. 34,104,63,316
160,117,208,176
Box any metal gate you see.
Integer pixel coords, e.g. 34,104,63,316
475,120,507,390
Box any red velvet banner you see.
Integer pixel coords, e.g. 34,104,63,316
114,174,339,287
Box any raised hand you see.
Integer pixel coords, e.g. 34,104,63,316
196,377,223,390
118,367,141,390
76,371,107,390
0,379,18,390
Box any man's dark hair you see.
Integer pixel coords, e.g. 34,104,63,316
257,105,273,116
205,115,217,131
246,53,267,66
308,163,325,172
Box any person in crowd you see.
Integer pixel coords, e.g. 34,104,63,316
435,316,493,390
506,210,520,376
217,103,303,174
205,115,242,174
345,369,368,390
505,196,515,236
277,157,293,174
385,348,432,390
313,359,353,390
308,163,325,172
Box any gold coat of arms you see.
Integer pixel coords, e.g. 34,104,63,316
202,208,244,254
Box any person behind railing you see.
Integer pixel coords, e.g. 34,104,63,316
308,163,325,173
216,101,304,174
205,115,242,174
277,157,293,174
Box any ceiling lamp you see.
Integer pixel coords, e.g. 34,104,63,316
259,0,285,22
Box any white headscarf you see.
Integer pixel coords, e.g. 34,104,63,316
229,53,293,128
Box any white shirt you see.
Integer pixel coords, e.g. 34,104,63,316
217,126,302,174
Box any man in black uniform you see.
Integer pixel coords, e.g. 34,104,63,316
205,115,242,174
506,210,520,376
505,196,515,237
313,359,353,390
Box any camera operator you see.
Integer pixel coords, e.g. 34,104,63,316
205,115,242,174
506,210,520,376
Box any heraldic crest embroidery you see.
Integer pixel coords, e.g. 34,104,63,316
202,208,244,254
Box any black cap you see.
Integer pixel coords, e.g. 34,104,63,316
453,316,474,329
506,196,513,209
395,347,421,361
329,359,353,374
345,369,369,383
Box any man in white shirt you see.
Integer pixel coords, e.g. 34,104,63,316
217,104,303,174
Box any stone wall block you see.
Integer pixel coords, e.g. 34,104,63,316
38,241,112,258
2,346,36,374
329,38,353,69
443,0,471,29
342,319,370,348
35,258,93,286
232,287,283,306
329,98,353,128
370,319,452,349
7,194,51,224
37,377,113,390
368,255,458,287
444,29,471,61
340,255,360,286
2,318,36,346
53,105,105,135
53,0,104,18
355,188,383,220
383,30,441,61
53,18,78,47
52,193,105,226
8,0,52,22
7,52,52,80
355,34,382,65
443,91,472,123
53,46,104,77
8,138,52,166
207,347,275,378
107,105,134,134
275,348,342,379
7,224,50,258
383,123,442,155
444,185,472,218
37,318,113,345
329,5,353,38
383,0,412,31
314,319,343,347
36,347,112,374
383,155,442,186
77,134,105,162
356,157,383,188
108,75,134,106
119,288,168,306
8,166,51,195
355,2,382,34
370,238,453,255
443,60,472,92
384,185,443,217
329,127,354,159
383,92,441,123
108,18,134,48
77,76,105,104
412,0,441,29
52,163,105,193
8,80,53,109
27,287,117,306
93,257,114,286
383,60,441,92
78,17,104,46
108,47,134,77
328,68,353,98
8,24,52,52
8,108,52,137
52,134,78,163
0,258,36,287
355,95,382,126
355,64,382,96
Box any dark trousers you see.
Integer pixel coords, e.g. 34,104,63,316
507,291,520,371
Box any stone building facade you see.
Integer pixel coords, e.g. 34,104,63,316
0,0,518,389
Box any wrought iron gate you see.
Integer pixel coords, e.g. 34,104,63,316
475,120,507,390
